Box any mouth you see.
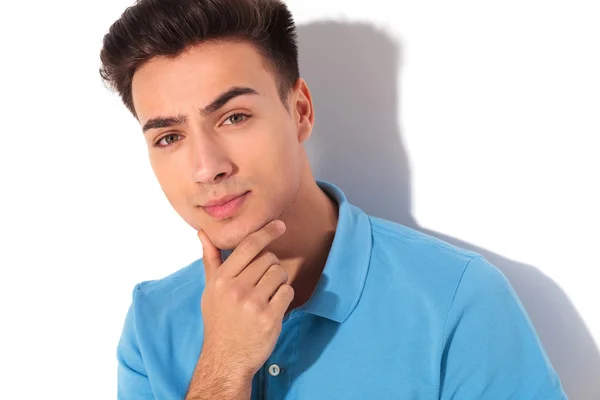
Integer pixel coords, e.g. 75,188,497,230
201,191,251,220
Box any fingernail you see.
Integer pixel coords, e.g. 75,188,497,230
274,220,286,232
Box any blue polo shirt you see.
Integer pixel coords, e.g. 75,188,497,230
117,180,567,399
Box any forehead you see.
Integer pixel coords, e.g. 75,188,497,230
131,40,278,120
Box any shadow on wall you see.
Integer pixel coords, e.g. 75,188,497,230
297,21,600,400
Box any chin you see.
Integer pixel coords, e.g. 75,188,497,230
208,211,273,250
185,192,285,250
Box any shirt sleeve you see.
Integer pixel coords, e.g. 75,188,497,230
439,256,568,399
117,283,155,399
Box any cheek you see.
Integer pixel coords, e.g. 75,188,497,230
261,131,303,199
253,123,301,172
275,131,303,176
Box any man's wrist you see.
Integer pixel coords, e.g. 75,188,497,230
185,355,254,400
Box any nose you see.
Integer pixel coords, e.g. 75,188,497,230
191,133,233,184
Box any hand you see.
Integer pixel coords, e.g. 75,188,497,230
196,220,295,380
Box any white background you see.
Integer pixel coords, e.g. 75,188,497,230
0,0,598,398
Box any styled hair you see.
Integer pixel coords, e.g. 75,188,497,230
99,0,299,117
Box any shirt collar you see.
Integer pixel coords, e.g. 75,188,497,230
294,180,372,323
219,180,372,323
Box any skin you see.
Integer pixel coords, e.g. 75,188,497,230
131,40,339,311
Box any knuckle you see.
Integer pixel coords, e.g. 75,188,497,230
212,275,228,291
282,284,294,297
266,264,286,281
242,296,264,314
268,264,283,275
258,311,275,331
254,250,271,264
275,265,289,281
239,237,258,254
227,283,245,303
265,252,280,266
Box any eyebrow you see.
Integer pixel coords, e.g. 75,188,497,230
142,115,186,133
142,86,259,133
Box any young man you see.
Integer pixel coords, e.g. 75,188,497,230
100,0,567,399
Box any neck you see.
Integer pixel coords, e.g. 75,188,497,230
265,166,339,309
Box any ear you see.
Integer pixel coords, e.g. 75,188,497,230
291,78,315,143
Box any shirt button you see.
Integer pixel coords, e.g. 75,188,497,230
268,364,281,376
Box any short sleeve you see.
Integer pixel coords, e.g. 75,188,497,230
117,284,155,399
439,256,568,399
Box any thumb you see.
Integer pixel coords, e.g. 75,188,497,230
197,229,222,282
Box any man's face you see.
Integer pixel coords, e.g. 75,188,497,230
131,40,310,250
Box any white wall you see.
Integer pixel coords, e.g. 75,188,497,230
0,0,597,398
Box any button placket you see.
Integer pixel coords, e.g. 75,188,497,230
263,313,301,399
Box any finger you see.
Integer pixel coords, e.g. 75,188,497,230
237,250,281,286
255,264,289,303
221,220,286,278
268,284,295,318
197,229,223,282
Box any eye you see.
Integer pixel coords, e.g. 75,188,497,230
153,133,181,149
222,112,251,126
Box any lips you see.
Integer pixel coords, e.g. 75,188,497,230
200,191,251,219
202,192,248,208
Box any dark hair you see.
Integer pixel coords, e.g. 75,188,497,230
99,0,299,117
